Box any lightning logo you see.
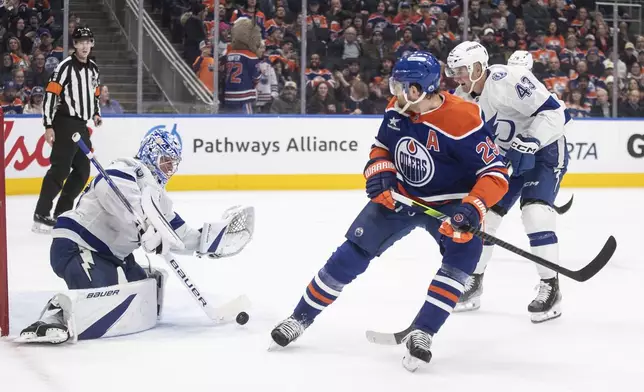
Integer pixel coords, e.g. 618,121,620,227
79,250,95,282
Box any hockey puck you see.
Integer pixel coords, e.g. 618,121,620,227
236,311,249,325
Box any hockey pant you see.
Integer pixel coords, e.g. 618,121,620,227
292,200,482,336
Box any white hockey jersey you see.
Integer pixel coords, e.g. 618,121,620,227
52,158,200,259
453,64,571,154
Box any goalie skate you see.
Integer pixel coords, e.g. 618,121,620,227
454,273,483,312
15,321,70,344
15,294,74,344
402,329,433,372
528,276,562,323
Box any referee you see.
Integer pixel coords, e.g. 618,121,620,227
33,26,102,233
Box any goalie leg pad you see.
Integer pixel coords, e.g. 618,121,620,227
72,278,158,340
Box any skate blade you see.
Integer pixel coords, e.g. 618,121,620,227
267,338,288,352
402,354,427,373
31,223,52,234
530,304,562,324
454,298,481,313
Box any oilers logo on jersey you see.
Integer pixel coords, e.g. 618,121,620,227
395,137,435,186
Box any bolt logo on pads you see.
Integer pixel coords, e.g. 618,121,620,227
395,137,435,186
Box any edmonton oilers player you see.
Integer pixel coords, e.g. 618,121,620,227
447,42,570,323
270,52,509,371
18,130,254,344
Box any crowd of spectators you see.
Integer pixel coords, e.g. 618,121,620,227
0,0,70,115
157,0,644,117
0,1,125,115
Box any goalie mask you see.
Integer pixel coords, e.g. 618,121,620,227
136,130,182,186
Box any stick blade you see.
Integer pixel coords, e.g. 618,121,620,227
204,294,251,324
554,194,574,215
365,325,412,346
574,236,617,282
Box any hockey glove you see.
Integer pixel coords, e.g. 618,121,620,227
439,196,487,243
140,223,171,255
364,157,398,210
505,135,540,178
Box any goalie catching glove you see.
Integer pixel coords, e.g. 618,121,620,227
197,205,255,259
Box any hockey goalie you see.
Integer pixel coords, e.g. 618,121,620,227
17,130,254,344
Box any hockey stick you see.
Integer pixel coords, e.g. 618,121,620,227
366,325,413,346
391,191,616,283
72,133,249,323
554,195,573,215
364,193,614,346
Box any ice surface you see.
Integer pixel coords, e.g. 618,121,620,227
1,189,643,392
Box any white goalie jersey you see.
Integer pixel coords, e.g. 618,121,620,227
453,64,571,154
52,158,199,259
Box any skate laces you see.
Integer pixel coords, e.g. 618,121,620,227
278,317,304,340
463,276,475,292
405,330,432,351
534,281,553,303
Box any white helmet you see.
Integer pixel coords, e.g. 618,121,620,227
445,41,489,94
507,50,534,70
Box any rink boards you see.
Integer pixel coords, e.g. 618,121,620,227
3,115,644,195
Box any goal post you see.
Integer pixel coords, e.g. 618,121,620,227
0,107,8,337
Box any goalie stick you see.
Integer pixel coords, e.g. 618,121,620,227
391,191,616,283
72,133,249,323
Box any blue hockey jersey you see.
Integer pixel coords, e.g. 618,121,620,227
223,49,261,106
373,94,509,208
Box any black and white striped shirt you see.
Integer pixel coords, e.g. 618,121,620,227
43,54,101,127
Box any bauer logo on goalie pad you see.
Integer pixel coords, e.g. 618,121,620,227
86,289,121,299
394,137,435,187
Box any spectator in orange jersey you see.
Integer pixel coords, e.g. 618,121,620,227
544,21,564,52
7,37,29,69
530,30,557,65
193,41,215,92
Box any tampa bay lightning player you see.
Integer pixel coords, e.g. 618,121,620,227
447,41,571,323
269,52,509,372
18,130,254,344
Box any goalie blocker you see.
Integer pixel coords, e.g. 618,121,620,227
17,205,254,344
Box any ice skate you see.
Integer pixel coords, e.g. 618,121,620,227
16,321,70,344
15,296,72,344
402,329,433,372
454,273,483,312
269,316,306,350
32,214,56,234
528,276,562,323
